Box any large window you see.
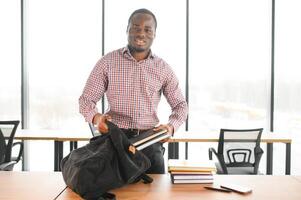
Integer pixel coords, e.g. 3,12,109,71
0,0,21,120
26,0,102,170
275,0,301,175
188,0,271,162
190,0,270,131
27,0,102,130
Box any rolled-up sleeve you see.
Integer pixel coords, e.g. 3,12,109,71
79,58,108,123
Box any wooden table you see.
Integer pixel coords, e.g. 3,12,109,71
0,171,66,200
56,174,301,200
14,129,291,174
292,176,301,183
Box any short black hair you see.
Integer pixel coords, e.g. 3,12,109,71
128,8,157,29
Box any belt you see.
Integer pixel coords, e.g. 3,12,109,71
121,128,150,137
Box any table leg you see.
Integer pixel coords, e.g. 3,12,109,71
285,143,291,175
74,141,78,149
267,143,273,175
54,141,64,171
69,141,78,151
70,141,73,151
22,140,25,171
54,141,58,171
58,141,63,171
168,142,179,159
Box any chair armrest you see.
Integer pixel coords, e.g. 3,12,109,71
209,147,218,160
12,142,24,163
0,161,17,171
208,147,228,174
253,146,264,174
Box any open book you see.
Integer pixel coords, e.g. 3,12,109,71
129,129,169,150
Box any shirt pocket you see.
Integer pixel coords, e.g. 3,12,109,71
144,76,163,97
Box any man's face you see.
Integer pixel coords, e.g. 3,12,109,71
127,13,156,53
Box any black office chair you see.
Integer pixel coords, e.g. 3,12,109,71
0,120,23,171
209,128,264,175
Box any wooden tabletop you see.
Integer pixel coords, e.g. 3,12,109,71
171,132,292,143
14,129,292,143
57,174,301,200
292,176,301,183
0,171,66,200
14,129,91,141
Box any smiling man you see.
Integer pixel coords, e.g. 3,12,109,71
79,8,188,174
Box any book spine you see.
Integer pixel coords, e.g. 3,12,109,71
170,174,214,184
171,174,213,180
173,179,214,184
168,167,216,172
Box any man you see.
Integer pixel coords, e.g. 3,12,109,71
79,8,188,174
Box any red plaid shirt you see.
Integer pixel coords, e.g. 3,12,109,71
79,47,188,131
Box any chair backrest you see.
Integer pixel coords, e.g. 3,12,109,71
218,128,263,167
0,121,20,163
88,123,101,137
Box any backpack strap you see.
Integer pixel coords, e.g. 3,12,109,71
140,173,153,184
96,192,116,200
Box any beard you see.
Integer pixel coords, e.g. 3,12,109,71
128,44,148,53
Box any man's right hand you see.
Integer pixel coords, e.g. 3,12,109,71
92,113,112,134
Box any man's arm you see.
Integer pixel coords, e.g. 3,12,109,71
162,67,188,133
79,58,108,123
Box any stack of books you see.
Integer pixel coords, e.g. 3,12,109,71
168,159,216,184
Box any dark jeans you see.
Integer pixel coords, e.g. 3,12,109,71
121,129,165,174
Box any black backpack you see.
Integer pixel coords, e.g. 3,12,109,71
61,122,152,200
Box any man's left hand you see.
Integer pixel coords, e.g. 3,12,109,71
153,124,174,143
